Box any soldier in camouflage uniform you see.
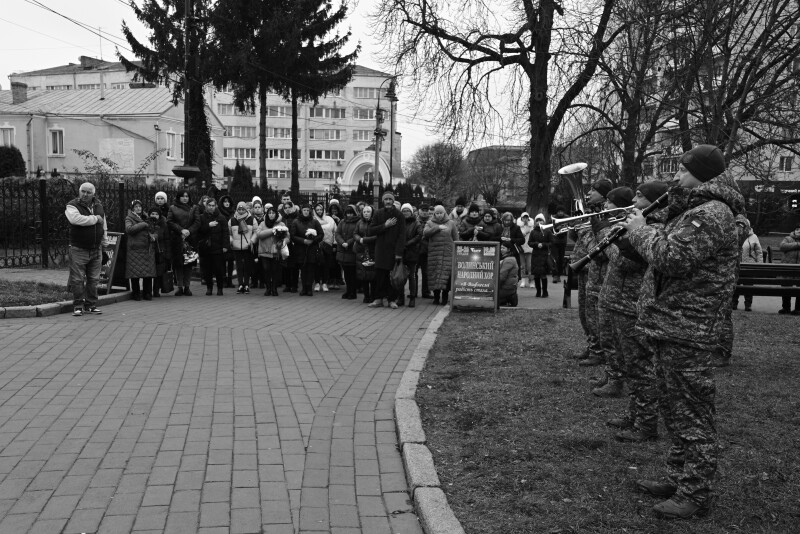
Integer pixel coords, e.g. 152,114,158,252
591,186,635,398
598,182,669,438
622,145,744,519
576,179,613,368
714,212,750,366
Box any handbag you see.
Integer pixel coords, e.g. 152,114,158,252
356,251,376,282
390,261,410,292
161,270,175,293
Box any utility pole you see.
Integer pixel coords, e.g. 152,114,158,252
373,107,385,208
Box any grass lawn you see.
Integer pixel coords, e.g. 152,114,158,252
418,308,800,533
0,279,71,307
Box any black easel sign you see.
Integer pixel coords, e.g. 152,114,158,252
451,241,500,310
99,231,127,294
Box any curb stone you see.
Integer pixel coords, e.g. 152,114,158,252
1,291,132,319
395,307,466,534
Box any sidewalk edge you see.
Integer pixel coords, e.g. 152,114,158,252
395,307,466,534
0,291,132,319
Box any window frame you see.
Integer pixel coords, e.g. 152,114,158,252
48,127,65,157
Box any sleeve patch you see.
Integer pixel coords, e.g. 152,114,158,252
691,219,702,228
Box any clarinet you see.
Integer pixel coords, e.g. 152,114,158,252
569,192,669,273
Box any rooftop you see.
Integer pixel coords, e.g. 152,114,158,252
0,86,178,116
11,56,142,78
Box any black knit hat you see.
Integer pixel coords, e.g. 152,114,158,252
680,144,726,182
637,181,670,203
467,203,481,215
455,196,467,207
606,187,634,208
591,179,613,198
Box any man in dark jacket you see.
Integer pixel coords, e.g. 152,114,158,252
366,192,407,309
622,144,744,519
65,182,108,316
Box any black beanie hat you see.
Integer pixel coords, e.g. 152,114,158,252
455,196,467,207
606,187,634,208
591,179,613,198
637,181,670,203
467,203,481,214
680,144,725,182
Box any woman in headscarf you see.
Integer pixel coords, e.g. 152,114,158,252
125,199,157,301
147,205,171,297
399,203,422,308
229,201,255,294
424,204,458,305
166,190,199,296
335,204,361,299
353,205,378,303
289,204,324,296
528,213,552,297
255,205,284,296
250,198,266,289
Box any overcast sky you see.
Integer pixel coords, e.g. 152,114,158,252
0,0,436,163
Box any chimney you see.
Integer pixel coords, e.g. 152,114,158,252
11,82,28,104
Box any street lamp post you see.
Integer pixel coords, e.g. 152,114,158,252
372,76,398,198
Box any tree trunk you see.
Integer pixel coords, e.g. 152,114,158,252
259,83,267,185
291,88,300,197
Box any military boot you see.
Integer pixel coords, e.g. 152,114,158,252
592,379,623,398
636,479,677,498
652,495,709,519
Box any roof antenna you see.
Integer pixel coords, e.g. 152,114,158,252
99,26,103,61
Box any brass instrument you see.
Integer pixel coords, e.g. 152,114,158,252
557,162,588,216
541,206,636,235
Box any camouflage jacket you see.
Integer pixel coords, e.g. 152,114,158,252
627,179,744,348
599,210,666,316
585,222,613,296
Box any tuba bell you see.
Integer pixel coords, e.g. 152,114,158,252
557,162,588,216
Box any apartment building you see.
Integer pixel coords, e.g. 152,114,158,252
9,57,403,192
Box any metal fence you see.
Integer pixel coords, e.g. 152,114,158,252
0,177,430,268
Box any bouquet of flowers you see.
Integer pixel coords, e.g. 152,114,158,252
183,242,199,265
305,228,317,238
273,223,289,260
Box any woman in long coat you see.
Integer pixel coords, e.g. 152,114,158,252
527,213,552,297
125,199,157,300
147,205,171,297
166,190,199,296
289,204,324,296
335,204,361,299
424,204,459,305
353,205,378,303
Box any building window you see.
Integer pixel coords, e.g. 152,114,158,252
353,130,372,141
266,149,292,160
308,171,344,180
267,106,291,117
780,156,794,172
353,108,376,121
224,148,257,159
224,126,257,138
353,87,385,99
0,127,13,147
309,150,345,160
309,107,346,119
309,129,344,140
217,104,254,116
266,170,290,179
266,127,293,139
46,85,72,90
78,84,105,90
110,83,127,90
658,156,679,174
364,172,375,181
49,128,64,156
166,132,176,159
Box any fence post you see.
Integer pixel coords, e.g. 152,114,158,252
39,178,50,268
118,181,126,231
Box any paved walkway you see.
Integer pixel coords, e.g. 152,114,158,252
0,283,442,534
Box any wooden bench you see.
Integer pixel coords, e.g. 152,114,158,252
734,263,800,298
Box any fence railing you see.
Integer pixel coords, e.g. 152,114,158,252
0,177,432,269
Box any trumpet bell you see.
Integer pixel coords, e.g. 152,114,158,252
558,162,588,175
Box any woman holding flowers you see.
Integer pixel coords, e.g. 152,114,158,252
290,204,324,296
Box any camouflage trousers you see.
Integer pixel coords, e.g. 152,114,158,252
586,291,610,362
577,271,590,338
606,313,658,433
716,305,734,363
648,337,717,506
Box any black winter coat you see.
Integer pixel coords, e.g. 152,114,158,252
367,207,407,270
197,210,231,255
403,216,422,263
290,214,324,265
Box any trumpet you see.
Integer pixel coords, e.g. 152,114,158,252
540,206,636,235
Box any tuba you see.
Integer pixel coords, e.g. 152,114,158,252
557,162,588,216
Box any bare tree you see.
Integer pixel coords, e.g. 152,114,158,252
404,142,464,203
373,0,621,215
461,146,529,206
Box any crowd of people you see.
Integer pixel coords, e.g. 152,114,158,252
83,189,568,309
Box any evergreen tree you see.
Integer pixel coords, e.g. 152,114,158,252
120,0,216,184
0,146,26,178
230,161,254,196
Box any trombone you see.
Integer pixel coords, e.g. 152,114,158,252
540,206,636,235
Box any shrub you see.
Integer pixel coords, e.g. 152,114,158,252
0,145,26,178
